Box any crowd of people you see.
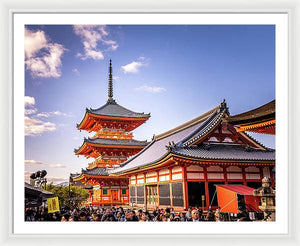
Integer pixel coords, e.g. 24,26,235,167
25,206,252,222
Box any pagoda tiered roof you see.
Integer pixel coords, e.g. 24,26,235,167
77,59,150,132
110,101,275,175
72,167,128,184
74,137,149,158
88,100,150,119
82,167,109,176
77,100,150,132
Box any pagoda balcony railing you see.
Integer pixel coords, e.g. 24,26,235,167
101,128,126,133
88,157,127,169
92,131,133,139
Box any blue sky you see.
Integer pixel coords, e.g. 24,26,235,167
24,25,275,184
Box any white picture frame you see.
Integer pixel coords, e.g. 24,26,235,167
0,0,299,245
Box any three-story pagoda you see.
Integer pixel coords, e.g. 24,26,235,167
72,60,150,206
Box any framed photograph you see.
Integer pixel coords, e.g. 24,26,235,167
1,1,298,245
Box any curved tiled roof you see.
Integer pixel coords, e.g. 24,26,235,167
71,167,109,180
87,100,150,119
85,137,148,146
82,167,109,176
74,137,149,154
180,106,227,147
173,144,275,161
225,100,275,125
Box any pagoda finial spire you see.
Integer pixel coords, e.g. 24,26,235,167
107,59,115,103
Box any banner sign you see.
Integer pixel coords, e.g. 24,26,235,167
47,197,60,213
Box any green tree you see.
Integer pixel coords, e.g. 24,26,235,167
46,184,89,209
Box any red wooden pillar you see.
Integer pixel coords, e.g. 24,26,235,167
242,166,247,185
169,167,173,207
203,167,210,209
144,173,147,210
223,166,228,184
156,171,160,207
182,166,189,210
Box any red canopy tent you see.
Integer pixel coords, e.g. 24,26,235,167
216,185,261,213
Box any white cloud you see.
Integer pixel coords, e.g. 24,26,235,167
121,61,146,74
25,27,66,78
73,25,118,60
25,108,38,115
25,96,57,136
25,96,37,115
24,96,35,107
25,160,43,165
24,29,48,59
24,96,72,137
135,85,166,93
49,164,66,168
25,116,56,136
36,111,72,118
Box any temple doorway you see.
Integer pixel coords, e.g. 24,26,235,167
111,190,119,201
188,182,206,208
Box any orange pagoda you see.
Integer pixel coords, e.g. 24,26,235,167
72,60,150,206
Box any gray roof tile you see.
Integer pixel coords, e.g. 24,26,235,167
88,100,150,119
109,113,210,174
82,167,109,176
85,137,148,146
173,144,275,161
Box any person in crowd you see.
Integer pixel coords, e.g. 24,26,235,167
185,207,192,221
168,213,175,222
25,204,260,222
205,209,215,221
61,213,70,222
215,206,221,222
137,209,143,221
173,216,180,222
179,212,186,221
161,215,168,222
101,208,114,221
79,211,87,221
164,208,171,218
140,212,149,222
116,211,125,221
191,209,201,222
198,208,203,220
170,207,176,215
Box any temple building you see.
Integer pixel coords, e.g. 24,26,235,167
109,100,275,211
72,60,150,206
225,100,275,135
72,60,275,211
